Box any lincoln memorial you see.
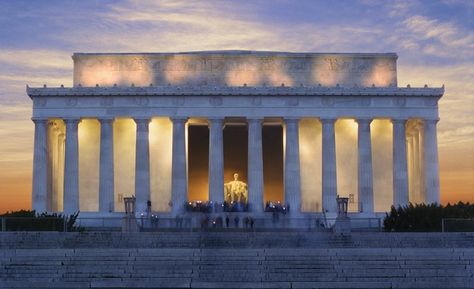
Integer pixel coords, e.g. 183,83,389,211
28,51,443,218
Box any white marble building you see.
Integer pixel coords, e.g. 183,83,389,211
28,51,443,217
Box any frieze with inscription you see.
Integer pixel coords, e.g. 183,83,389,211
73,52,398,88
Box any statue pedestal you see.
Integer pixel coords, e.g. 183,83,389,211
333,216,351,236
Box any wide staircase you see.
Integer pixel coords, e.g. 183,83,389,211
1,232,474,288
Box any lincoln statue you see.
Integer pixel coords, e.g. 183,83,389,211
224,173,248,203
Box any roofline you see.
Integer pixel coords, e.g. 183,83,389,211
72,51,398,59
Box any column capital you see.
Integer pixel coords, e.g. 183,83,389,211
63,117,81,124
284,117,300,125
134,118,150,132
98,117,115,123
320,118,337,125
170,117,188,124
63,118,81,130
247,117,263,125
356,118,373,125
424,118,439,125
207,117,224,127
208,117,224,121
31,117,49,124
391,118,408,125
133,117,151,124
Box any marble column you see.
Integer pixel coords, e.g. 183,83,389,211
392,118,409,207
407,135,415,201
98,118,114,213
321,118,337,213
357,119,374,213
32,118,49,213
413,129,422,202
417,129,425,201
63,118,80,214
171,117,188,215
424,119,440,204
284,118,301,214
208,118,224,204
248,118,264,214
134,118,151,212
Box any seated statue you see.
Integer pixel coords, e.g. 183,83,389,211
224,173,248,203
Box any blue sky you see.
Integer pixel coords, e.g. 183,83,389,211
0,0,473,211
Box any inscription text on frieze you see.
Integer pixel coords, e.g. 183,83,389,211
74,53,397,88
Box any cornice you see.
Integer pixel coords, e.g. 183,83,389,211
27,85,444,98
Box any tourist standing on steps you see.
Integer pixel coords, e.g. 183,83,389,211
216,216,223,228
146,200,152,217
225,215,230,228
234,216,240,228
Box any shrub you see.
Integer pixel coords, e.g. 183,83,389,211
0,210,80,232
383,202,474,232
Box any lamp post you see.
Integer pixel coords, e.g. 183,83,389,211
336,195,349,218
124,196,136,216
334,195,351,235
122,196,138,232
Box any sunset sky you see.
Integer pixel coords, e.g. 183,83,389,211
0,0,473,213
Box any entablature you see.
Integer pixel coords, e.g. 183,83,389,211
27,85,444,98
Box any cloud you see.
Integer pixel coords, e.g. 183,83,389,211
0,49,71,70
0,49,73,105
400,15,474,60
0,104,33,163
386,1,417,17
438,126,474,146
59,0,278,52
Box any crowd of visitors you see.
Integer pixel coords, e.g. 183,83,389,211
200,215,255,229
141,199,289,230
265,201,289,213
184,200,249,213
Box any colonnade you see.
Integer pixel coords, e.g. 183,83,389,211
31,117,440,215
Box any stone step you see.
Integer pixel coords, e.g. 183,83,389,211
62,272,192,278
3,232,474,249
90,278,191,288
0,281,90,288
2,232,474,288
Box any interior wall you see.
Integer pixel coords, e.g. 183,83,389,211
335,119,358,211
78,119,100,212
149,118,173,212
187,125,209,201
262,125,284,203
299,118,322,212
223,126,248,185
47,119,65,212
113,118,136,212
371,119,393,212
